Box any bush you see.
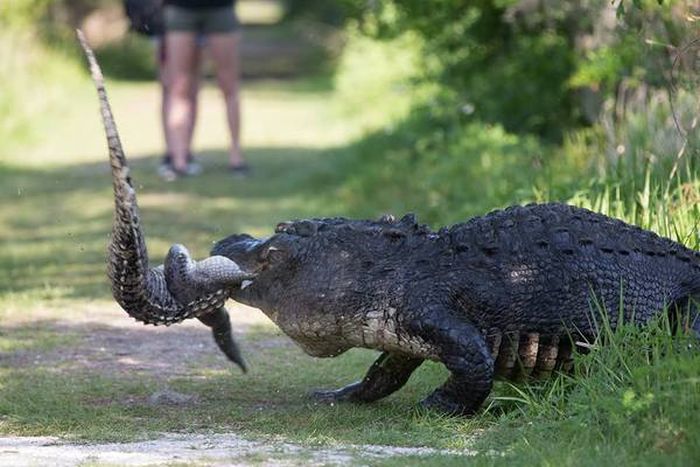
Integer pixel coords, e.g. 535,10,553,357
336,0,697,140
0,1,87,154
337,102,547,224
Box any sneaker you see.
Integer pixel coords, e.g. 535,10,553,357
158,153,201,180
185,159,203,176
157,162,179,182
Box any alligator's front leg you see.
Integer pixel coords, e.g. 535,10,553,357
311,352,423,403
411,307,494,416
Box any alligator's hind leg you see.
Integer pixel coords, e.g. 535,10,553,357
311,352,423,403
412,312,494,416
198,306,247,373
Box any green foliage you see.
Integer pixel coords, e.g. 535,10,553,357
463,31,576,139
336,0,582,138
569,35,645,92
333,28,423,128
338,104,546,224
572,1,694,96
281,0,362,26
335,0,696,140
0,0,104,153
94,34,158,81
0,0,53,27
0,30,83,154
0,0,108,31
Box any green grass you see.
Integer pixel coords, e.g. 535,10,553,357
1,22,699,466
0,68,475,455
0,327,462,446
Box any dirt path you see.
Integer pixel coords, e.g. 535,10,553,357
0,433,475,466
2,302,279,380
1,303,479,465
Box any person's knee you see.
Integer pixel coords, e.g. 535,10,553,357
170,74,196,97
217,78,239,101
223,89,240,103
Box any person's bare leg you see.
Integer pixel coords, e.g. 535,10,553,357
162,51,200,164
165,32,199,173
185,46,201,162
207,32,246,168
157,39,174,160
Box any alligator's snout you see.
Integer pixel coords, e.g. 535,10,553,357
211,234,267,273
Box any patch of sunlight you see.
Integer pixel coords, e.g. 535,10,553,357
12,79,353,167
137,191,303,215
0,331,77,353
138,192,195,209
0,298,125,325
190,367,233,378
238,0,284,25
154,81,355,153
11,81,158,167
0,286,74,304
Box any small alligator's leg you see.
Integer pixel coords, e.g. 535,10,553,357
198,306,247,373
413,312,494,416
311,352,423,403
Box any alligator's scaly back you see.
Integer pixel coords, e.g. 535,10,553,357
78,30,253,326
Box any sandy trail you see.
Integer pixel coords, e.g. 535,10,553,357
0,433,474,466
1,302,477,465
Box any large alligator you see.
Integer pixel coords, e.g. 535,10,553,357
81,33,699,416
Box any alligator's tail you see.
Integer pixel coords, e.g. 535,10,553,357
77,30,254,329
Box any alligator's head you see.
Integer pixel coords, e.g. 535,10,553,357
210,215,432,323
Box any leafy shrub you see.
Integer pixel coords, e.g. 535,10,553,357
337,101,547,224
334,0,697,141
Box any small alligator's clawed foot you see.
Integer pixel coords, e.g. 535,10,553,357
310,382,363,404
419,390,478,417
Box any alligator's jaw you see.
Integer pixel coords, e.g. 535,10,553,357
78,30,253,326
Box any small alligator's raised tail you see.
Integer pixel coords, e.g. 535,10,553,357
77,30,254,330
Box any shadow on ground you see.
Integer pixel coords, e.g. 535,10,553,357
0,313,464,448
0,145,351,299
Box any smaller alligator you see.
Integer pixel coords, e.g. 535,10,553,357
81,32,699,416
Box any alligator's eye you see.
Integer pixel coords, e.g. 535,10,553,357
275,222,294,234
259,245,284,262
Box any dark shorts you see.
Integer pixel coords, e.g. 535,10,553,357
164,5,240,34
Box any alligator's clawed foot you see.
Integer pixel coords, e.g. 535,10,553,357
419,390,477,417
310,382,363,403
